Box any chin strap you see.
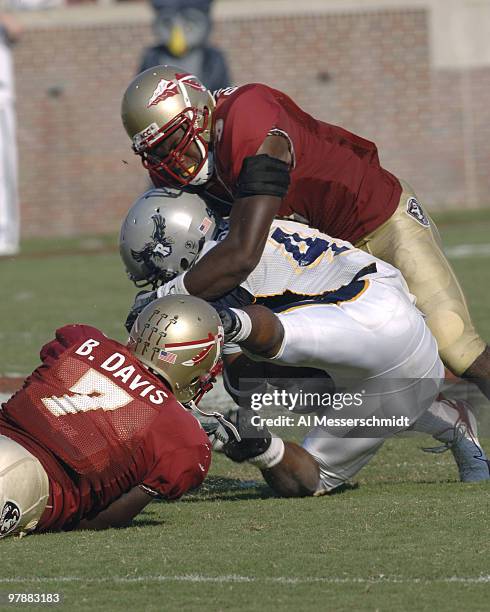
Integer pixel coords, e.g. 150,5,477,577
191,360,223,405
185,360,241,444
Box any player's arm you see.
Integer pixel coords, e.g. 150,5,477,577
182,135,292,300
75,487,153,531
219,303,285,358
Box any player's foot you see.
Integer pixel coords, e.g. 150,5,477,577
423,399,489,482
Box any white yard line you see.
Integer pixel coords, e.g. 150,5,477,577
0,574,488,585
445,243,490,258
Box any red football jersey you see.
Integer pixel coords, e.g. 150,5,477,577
0,325,211,532
208,84,401,243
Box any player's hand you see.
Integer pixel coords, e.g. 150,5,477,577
125,290,157,333
188,405,241,449
221,408,272,463
213,306,242,343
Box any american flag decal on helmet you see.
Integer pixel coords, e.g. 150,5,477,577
147,73,206,108
198,217,212,235
158,349,177,364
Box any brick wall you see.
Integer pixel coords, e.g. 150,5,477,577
12,3,490,237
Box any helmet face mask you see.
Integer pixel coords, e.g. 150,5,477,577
122,66,215,188
128,295,224,403
119,188,218,288
141,109,211,187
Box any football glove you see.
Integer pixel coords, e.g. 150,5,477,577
221,407,272,463
214,306,243,343
187,402,241,449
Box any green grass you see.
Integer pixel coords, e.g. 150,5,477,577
0,216,489,611
0,443,488,611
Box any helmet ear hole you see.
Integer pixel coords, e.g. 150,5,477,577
180,258,190,270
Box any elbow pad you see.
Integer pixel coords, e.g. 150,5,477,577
236,154,290,199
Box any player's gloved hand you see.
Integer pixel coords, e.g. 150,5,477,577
156,273,188,297
125,290,157,333
214,306,244,343
222,408,272,463
187,403,241,449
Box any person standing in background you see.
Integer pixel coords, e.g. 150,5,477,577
138,0,231,92
0,12,21,256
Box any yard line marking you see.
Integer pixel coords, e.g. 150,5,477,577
0,575,488,585
445,243,490,258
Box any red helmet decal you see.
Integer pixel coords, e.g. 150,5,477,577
174,73,206,92
165,332,219,367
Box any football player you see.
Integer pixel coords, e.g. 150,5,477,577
119,190,489,493
0,295,225,538
121,66,490,399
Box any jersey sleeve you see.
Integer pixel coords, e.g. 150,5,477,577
214,84,281,191
140,402,211,500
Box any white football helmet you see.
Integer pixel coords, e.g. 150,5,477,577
119,188,217,288
121,65,215,187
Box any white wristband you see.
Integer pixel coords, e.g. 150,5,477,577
157,272,189,297
248,437,285,470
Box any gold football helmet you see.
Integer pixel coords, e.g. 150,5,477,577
121,65,215,187
128,295,223,403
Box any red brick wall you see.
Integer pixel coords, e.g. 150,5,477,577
13,6,490,237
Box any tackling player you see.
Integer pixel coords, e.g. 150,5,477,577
119,190,489,493
0,295,224,538
121,66,490,398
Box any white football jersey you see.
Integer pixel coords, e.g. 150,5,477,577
204,219,402,308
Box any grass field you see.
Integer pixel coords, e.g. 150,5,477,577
0,211,489,611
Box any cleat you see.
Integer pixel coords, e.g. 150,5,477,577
423,399,489,482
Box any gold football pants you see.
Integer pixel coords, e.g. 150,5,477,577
355,180,486,375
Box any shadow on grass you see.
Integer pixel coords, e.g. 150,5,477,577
182,476,361,503
180,476,276,503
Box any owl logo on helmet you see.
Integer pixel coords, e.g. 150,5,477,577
121,65,216,188
131,214,174,278
120,189,218,289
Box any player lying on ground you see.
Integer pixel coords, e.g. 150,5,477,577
121,66,490,398
119,190,489,493
218,305,490,495
0,296,228,538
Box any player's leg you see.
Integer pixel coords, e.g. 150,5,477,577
0,435,49,538
220,294,441,495
355,180,489,396
301,431,385,494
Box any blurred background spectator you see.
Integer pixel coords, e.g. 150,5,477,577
0,11,21,256
138,0,231,91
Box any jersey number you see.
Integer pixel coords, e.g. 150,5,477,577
41,369,132,417
271,227,349,268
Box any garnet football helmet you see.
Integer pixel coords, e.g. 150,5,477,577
119,188,217,288
129,295,223,403
121,65,215,187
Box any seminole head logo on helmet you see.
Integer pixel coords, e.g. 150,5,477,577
121,65,216,188
147,73,207,107
129,295,224,404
